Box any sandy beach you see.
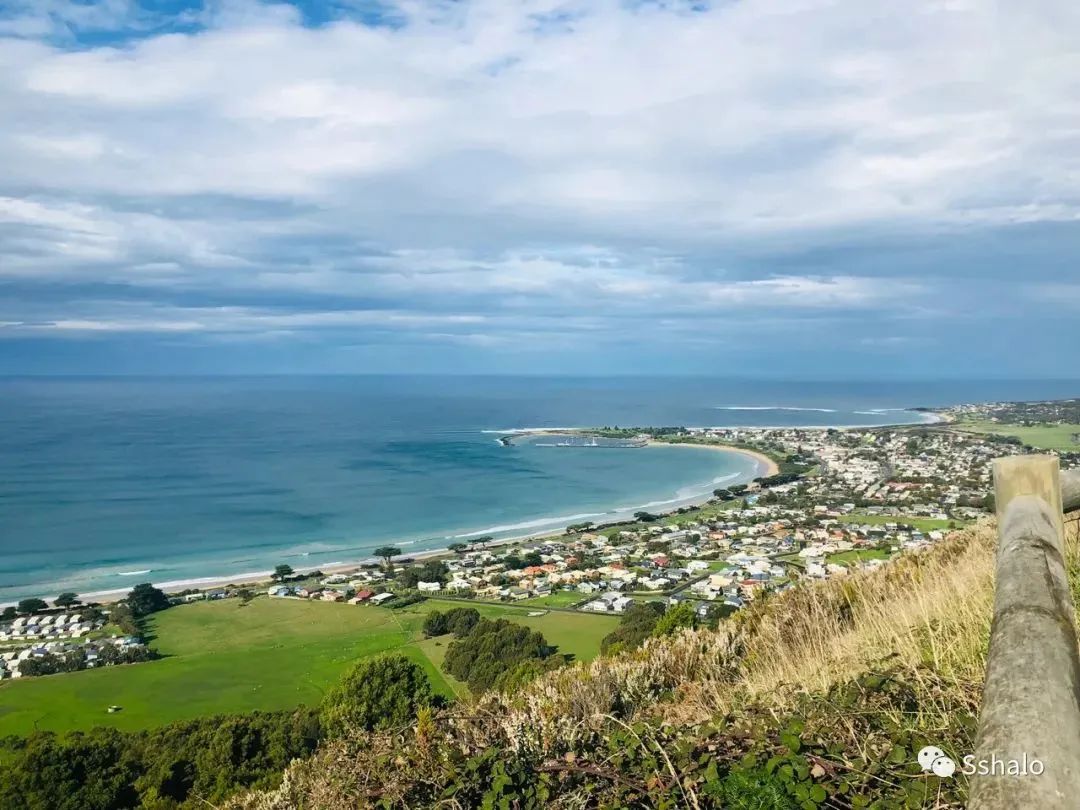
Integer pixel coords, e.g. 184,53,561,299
649,440,780,477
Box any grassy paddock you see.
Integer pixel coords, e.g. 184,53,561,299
0,596,618,737
837,513,965,532
826,548,893,566
953,420,1080,451
517,591,585,609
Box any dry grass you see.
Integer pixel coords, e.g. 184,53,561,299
686,523,997,715
235,519,1080,809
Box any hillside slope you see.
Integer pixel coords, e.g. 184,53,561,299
233,521,1079,809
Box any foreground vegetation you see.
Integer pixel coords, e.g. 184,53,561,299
228,520,1080,809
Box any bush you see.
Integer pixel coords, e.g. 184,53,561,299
319,655,436,737
651,602,697,638
384,593,426,610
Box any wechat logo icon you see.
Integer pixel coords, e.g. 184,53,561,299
918,745,956,778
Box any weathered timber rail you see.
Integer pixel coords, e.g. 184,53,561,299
968,459,1080,808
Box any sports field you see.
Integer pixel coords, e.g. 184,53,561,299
0,596,618,737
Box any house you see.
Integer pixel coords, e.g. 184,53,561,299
370,593,395,606
267,585,291,597
417,581,442,593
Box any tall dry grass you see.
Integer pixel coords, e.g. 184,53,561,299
235,519,1080,809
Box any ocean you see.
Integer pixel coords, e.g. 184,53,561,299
1,376,1077,603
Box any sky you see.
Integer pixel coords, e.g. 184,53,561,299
1,0,1079,377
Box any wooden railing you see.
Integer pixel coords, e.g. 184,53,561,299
968,457,1080,808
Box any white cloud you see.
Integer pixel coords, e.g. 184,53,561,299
1,0,1079,364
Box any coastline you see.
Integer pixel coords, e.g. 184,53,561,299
649,439,780,477
57,440,769,606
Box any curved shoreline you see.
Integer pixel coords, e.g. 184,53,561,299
25,441,765,605
648,440,780,477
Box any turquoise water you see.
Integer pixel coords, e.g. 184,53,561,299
1,375,1075,602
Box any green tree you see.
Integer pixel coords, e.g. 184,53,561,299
398,560,449,589
423,607,480,638
447,542,469,554
443,619,556,693
1,606,15,621
271,564,295,582
600,601,665,654
320,655,435,738
652,602,697,637
373,546,402,569
54,592,79,608
126,583,170,618
17,597,47,615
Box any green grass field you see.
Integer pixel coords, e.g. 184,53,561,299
837,513,964,532
517,590,585,609
0,596,618,738
826,548,893,566
953,420,1080,451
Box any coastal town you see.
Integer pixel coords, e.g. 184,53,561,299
254,420,1010,618
3,400,1077,680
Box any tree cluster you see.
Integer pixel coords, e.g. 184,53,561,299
422,607,481,638
753,472,803,488
443,618,557,693
500,551,543,570
0,709,321,810
125,583,171,618
397,560,449,588
17,644,157,678
599,601,666,654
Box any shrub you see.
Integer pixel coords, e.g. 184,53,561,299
319,655,436,737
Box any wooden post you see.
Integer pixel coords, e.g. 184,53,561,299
969,456,1080,808
1063,468,1080,515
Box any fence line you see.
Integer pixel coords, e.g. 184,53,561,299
968,457,1080,809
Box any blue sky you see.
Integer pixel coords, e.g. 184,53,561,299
1,0,1079,377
